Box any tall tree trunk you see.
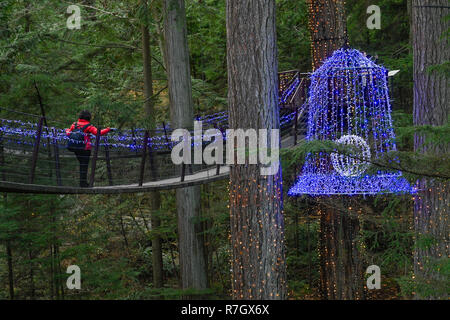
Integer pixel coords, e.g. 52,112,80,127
142,1,156,124
226,0,286,300
308,0,347,70
412,0,449,300
319,199,365,300
407,0,413,53
308,0,365,300
164,0,208,292
141,0,164,289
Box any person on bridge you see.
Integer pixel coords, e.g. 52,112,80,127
66,110,111,188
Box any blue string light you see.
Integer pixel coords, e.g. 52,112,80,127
288,48,416,196
0,105,300,152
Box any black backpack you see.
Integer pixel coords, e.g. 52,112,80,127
67,123,91,152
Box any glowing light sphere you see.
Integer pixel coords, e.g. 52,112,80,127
331,135,371,177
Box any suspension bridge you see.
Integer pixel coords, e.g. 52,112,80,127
0,71,309,194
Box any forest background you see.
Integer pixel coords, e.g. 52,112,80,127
0,0,448,300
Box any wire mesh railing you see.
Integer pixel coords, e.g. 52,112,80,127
0,71,309,191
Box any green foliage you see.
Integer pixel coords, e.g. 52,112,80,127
276,0,311,71
361,196,414,274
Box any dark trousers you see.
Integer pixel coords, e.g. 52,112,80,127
75,149,91,187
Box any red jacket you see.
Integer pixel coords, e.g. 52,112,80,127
66,119,111,150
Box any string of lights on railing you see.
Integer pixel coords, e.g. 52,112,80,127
0,108,300,152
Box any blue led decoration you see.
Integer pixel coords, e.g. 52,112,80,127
288,48,416,196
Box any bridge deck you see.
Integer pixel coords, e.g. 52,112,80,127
0,166,231,194
0,133,304,194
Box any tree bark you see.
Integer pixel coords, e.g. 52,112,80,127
164,0,208,292
226,0,286,300
412,0,449,300
308,0,347,70
308,0,365,300
141,0,164,289
319,200,365,300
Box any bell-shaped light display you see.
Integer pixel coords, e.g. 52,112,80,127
288,48,416,196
